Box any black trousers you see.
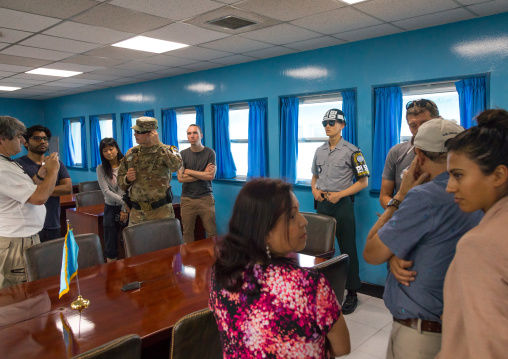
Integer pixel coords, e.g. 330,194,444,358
39,228,62,242
317,196,362,291
104,204,122,259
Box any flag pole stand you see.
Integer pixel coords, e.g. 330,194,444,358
71,295,89,311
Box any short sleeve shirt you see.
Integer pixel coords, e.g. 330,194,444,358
209,263,340,358
181,146,215,198
311,139,369,192
381,141,414,193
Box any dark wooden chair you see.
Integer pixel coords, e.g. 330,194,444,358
78,181,101,193
298,212,336,259
71,334,141,359
313,254,349,304
75,190,105,208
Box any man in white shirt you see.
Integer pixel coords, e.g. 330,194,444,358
0,116,60,288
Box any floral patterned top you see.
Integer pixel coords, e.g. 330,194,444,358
209,263,341,359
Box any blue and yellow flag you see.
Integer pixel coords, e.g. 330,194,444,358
59,227,79,299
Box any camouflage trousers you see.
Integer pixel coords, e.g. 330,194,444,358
128,203,175,226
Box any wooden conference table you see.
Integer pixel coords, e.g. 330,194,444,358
0,238,326,358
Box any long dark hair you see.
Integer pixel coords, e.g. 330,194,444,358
214,178,296,293
448,109,508,175
99,138,124,179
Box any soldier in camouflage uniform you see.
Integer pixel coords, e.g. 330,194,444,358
118,117,182,226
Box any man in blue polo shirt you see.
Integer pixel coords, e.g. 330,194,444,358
363,118,483,359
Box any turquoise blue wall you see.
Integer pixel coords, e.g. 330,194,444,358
0,98,44,128
8,13,508,285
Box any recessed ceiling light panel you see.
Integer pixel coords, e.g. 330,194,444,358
341,0,367,4
0,86,21,92
112,36,189,54
26,68,82,77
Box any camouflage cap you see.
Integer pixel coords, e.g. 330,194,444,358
131,116,158,131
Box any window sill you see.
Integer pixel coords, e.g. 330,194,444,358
67,166,88,171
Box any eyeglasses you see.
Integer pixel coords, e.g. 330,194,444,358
30,136,49,142
406,99,437,110
322,120,338,127
134,130,151,135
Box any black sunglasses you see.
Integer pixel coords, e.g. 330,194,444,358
134,130,151,135
406,99,437,110
322,120,338,127
30,136,50,142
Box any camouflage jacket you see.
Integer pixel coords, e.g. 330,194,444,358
118,143,182,203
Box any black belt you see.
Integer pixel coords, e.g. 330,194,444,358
131,197,171,211
393,317,442,333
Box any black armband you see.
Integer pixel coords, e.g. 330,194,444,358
351,151,370,179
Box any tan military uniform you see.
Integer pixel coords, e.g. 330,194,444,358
118,143,182,225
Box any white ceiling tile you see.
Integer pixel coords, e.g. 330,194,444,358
114,62,168,72
0,0,100,19
75,73,124,81
110,0,224,21
84,47,156,61
0,78,49,85
130,73,167,80
89,68,146,77
44,62,104,73
19,35,101,54
212,54,259,65
0,54,52,67
144,23,229,45
455,0,491,5
140,55,200,67
9,88,53,95
62,55,127,67
108,78,137,84
43,22,135,45
167,47,233,61
211,0,242,3
0,43,8,51
11,73,62,81
354,0,459,22
28,84,69,91
393,8,475,31
0,81,29,88
154,68,193,76
0,28,33,44
285,36,346,51
0,64,35,72
468,0,508,16
243,46,298,59
72,4,172,33
58,78,104,85
241,24,322,45
200,36,273,53
334,23,403,42
44,81,88,88
291,7,383,34
181,62,224,71
0,70,15,78
0,8,61,32
1,45,74,61
236,0,346,21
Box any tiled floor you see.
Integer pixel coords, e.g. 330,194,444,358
336,293,393,359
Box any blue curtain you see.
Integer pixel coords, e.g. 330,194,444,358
341,91,357,146
279,97,299,184
195,105,204,144
455,77,486,129
372,86,402,191
111,113,117,139
144,110,154,117
247,100,267,178
63,118,75,167
213,104,236,179
121,113,132,154
78,117,87,168
90,116,101,168
162,109,178,147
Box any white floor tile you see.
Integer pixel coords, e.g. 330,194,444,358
364,296,388,310
381,322,392,333
339,348,379,358
356,330,390,358
357,293,372,303
344,318,379,350
346,303,392,330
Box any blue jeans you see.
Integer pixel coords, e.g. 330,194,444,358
103,204,122,259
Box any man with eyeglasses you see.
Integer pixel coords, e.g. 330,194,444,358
311,109,369,314
15,125,72,242
380,99,439,210
118,117,182,225
0,116,60,288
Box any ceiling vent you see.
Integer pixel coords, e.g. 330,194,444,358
207,16,257,30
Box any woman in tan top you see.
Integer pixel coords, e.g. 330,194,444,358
437,109,508,358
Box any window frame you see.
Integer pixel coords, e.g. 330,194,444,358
228,102,249,179
67,116,86,168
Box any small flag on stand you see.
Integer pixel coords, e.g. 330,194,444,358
59,226,79,299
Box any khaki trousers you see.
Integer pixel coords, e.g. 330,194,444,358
386,321,442,359
0,234,40,289
181,195,216,243
128,203,175,226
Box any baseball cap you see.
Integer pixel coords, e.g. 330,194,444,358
131,116,158,131
323,109,346,125
414,118,464,152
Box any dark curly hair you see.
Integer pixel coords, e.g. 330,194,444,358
24,125,51,142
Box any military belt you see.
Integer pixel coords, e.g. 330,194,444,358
131,197,171,211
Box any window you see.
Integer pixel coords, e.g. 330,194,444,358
297,94,342,181
70,119,82,165
400,82,460,142
98,114,114,139
176,108,197,152
130,111,147,145
229,103,249,177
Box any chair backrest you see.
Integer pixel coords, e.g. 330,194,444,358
71,334,141,359
299,212,336,258
78,181,101,193
313,254,349,304
75,190,105,208
170,308,222,359
24,233,105,282
122,218,183,258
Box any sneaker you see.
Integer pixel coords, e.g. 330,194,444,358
341,293,358,315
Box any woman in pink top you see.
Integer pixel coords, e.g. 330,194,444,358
209,178,350,358
437,109,508,358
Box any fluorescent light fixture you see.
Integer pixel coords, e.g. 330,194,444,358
0,86,21,91
186,82,215,93
26,68,82,77
341,0,367,4
453,36,508,57
112,36,189,54
285,66,329,79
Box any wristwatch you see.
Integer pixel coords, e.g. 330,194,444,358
387,198,401,209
